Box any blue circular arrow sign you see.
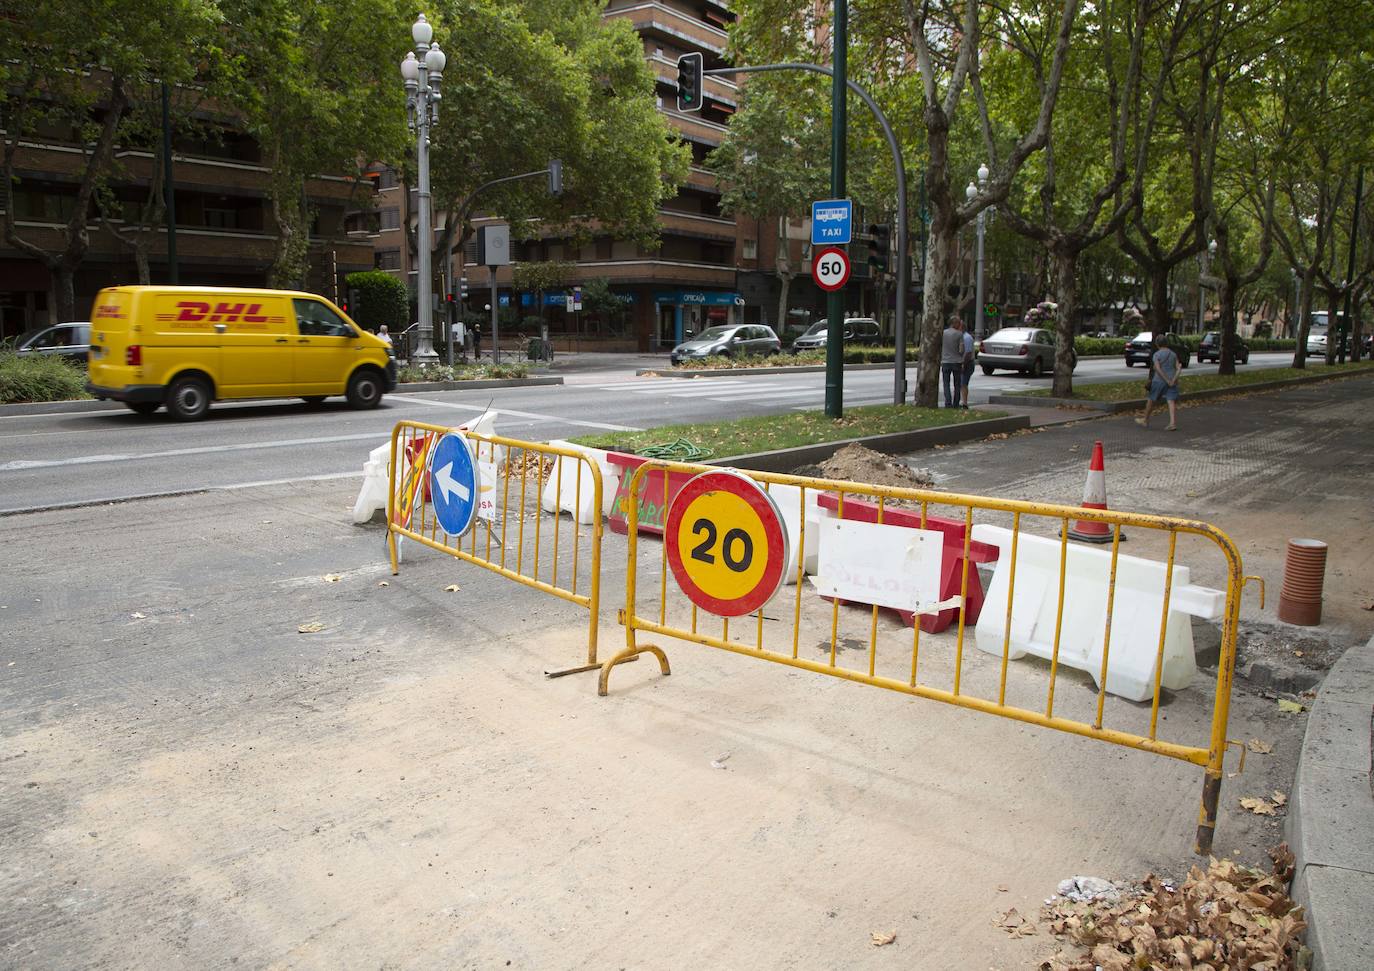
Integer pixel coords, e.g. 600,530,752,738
427,432,480,538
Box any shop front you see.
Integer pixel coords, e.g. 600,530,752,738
652,289,743,350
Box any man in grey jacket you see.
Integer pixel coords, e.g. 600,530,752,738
941,316,966,408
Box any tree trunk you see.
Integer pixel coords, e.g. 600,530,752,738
1350,288,1364,362
1326,290,1340,365
1051,248,1077,397
1148,270,1171,336
1217,275,1237,375
774,217,792,342
135,245,152,286
916,224,952,407
1291,270,1318,369
54,265,77,323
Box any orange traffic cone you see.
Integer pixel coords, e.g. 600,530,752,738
1066,441,1124,544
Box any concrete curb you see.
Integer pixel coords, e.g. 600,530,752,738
1285,635,1374,971
987,367,1374,412
392,376,563,392
702,414,1030,473
638,362,899,378
0,376,564,416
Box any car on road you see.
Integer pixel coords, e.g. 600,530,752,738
976,327,1075,377
1124,331,1191,368
670,324,781,364
86,286,396,420
1197,331,1249,364
790,317,882,352
13,322,91,365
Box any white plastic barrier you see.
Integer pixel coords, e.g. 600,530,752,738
970,524,1225,703
352,441,393,524
540,441,619,524
766,482,825,584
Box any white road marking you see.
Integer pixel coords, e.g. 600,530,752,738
0,432,387,472
387,395,641,431
655,382,815,399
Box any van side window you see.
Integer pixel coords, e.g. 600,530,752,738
294,299,355,338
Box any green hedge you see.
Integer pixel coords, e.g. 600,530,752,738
0,352,91,403
1073,336,1296,355
345,270,408,332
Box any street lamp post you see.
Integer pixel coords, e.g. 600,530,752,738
1290,267,1300,341
966,162,989,338
401,14,446,362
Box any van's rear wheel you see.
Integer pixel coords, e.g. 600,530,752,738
346,369,384,409
166,376,211,421
126,401,160,416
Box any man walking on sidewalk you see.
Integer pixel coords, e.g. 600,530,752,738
960,326,976,407
1137,333,1181,430
941,316,966,408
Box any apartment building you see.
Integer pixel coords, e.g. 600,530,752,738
0,107,375,343
372,0,842,353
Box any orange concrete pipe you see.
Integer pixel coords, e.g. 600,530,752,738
1277,538,1327,626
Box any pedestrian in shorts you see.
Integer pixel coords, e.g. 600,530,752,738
1136,333,1180,430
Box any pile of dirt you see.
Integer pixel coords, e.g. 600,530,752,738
1038,845,1308,970
805,444,936,492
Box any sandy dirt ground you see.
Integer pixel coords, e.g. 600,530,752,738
2,457,1311,970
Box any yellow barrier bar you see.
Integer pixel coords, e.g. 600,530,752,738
1149,530,1179,740
600,455,1246,854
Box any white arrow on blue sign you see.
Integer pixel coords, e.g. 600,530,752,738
428,432,481,538
811,199,852,246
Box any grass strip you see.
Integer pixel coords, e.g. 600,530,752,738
570,403,1004,459
0,352,92,404
1018,361,1374,402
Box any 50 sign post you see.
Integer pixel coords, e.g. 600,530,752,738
811,246,851,292
665,471,789,617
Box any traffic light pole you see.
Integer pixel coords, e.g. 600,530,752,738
703,60,909,406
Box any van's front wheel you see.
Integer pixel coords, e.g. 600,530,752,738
346,369,384,409
166,376,211,421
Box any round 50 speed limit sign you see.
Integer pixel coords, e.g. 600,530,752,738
812,246,851,292
665,470,790,617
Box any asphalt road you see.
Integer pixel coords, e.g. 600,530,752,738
0,352,1293,513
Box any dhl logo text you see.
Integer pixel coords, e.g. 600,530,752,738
94,305,124,319
174,301,271,323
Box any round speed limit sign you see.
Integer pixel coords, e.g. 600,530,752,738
665,470,790,617
812,246,851,292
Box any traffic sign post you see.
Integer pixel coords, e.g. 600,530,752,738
665,470,789,617
427,432,481,538
812,246,851,292
811,199,853,245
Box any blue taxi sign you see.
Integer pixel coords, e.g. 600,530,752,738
811,199,852,245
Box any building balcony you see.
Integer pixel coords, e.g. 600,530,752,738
656,208,736,241
661,109,728,147
684,166,723,194
604,2,730,55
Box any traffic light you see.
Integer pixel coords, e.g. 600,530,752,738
548,158,563,197
459,275,469,303
867,223,890,273
676,52,703,112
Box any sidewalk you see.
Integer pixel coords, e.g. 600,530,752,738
1287,634,1374,970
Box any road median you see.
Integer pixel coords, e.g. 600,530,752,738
988,362,1374,412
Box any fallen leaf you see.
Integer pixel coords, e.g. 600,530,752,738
870,931,896,947
1277,699,1306,713
1272,790,1287,807
377,581,389,587
997,884,1010,893
1247,738,1273,754
323,574,342,583
1240,797,1277,816
1363,600,1374,611
298,622,325,633
998,908,1037,936
1294,650,1305,657
444,584,461,592
710,752,731,769
130,612,146,620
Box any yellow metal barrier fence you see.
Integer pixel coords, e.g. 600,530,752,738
600,459,1257,855
387,420,604,674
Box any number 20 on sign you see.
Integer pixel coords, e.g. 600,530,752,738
665,470,790,617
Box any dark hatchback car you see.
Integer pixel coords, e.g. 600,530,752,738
1124,331,1190,368
1197,331,1249,364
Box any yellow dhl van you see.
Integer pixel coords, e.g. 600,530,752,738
86,286,397,420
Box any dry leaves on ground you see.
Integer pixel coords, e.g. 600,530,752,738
1040,844,1306,971
377,581,389,587
1277,699,1306,714
997,907,1038,937
323,574,342,583
870,931,896,947
130,612,146,619
1241,797,1278,816
1247,738,1274,754
444,584,461,592
297,622,325,633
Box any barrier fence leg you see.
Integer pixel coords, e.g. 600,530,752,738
1196,560,1244,856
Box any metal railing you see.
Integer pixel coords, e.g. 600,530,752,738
387,420,605,674
598,458,1262,854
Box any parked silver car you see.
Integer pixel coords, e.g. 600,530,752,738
977,326,1074,377
791,317,882,351
14,322,91,365
670,324,781,364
